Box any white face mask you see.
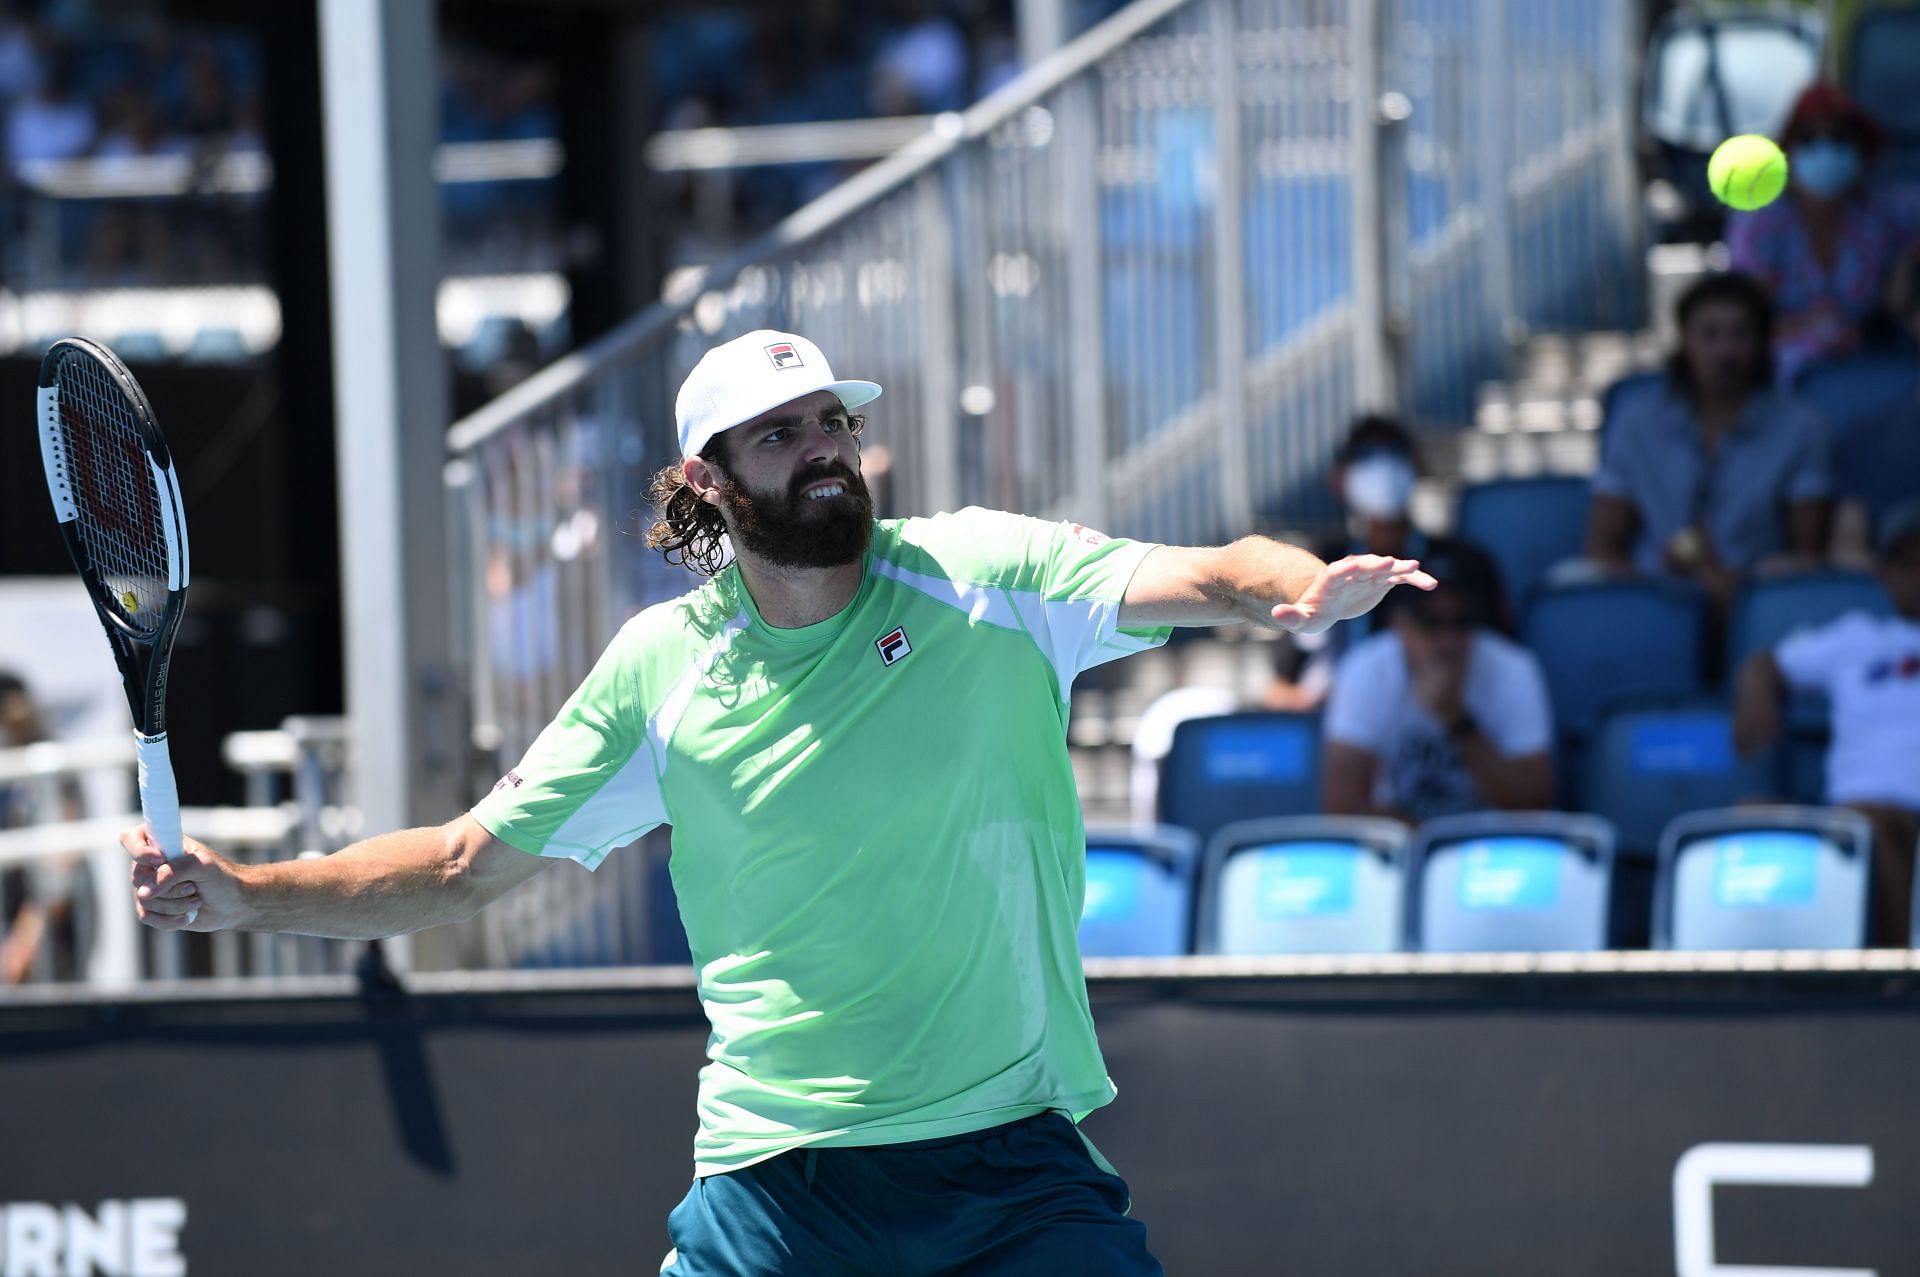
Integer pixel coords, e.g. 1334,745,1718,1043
1342,454,1416,519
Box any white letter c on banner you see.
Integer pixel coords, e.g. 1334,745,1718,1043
1673,1143,1876,1277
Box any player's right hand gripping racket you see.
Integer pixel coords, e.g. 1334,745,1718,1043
36,338,194,920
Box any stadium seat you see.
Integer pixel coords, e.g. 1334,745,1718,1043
110,331,170,363
1407,812,1616,953
1727,571,1889,731
1846,9,1920,180
1654,806,1872,950
1079,824,1201,958
1585,698,1774,859
1195,816,1409,955
1792,354,1919,433
1523,581,1709,741
1159,711,1321,846
1834,405,1920,529
1455,476,1590,614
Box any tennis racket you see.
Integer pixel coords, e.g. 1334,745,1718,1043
36,338,194,919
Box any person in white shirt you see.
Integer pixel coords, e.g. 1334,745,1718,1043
1734,500,1920,944
1322,547,1555,823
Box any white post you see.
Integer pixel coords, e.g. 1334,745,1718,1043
1016,0,1072,67
1210,0,1253,540
319,0,459,970
1349,0,1398,412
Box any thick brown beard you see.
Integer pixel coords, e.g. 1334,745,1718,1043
719,462,875,569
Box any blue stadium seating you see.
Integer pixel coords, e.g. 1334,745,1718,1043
1834,402,1920,529
1160,711,1321,846
1407,812,1616,953
1455,476,1590,614
1079,825,1202,958
1195,816,1409,955
1847,8,1920,180
1792,354,1919,434
1654,806,1872,950
1584,698,1774,859
1523,581,1709,741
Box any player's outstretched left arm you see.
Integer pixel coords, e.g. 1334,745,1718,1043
1120,537,1435,635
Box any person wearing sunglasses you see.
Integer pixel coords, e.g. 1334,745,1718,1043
1726,83,1920,386
1321,549,1554,824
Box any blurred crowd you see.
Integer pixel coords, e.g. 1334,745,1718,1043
1235,83,1920,946
650,0,1119,235
0,0,265,288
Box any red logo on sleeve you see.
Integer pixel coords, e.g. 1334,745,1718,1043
1067,523,1109,547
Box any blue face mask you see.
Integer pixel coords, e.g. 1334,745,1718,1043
1791,140,1862,199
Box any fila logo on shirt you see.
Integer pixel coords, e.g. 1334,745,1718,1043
766,342,803,370
875,626,912,666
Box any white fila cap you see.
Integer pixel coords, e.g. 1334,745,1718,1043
675,330,883,459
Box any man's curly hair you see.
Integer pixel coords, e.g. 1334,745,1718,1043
643,417,865,576
644,436,734,576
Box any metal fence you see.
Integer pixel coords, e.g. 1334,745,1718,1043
443,0,1639,966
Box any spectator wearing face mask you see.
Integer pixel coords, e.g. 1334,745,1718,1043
1585,271,1832,611
1727,84,1920,386
1264,416,1506,711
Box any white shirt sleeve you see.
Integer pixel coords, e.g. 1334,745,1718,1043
1470,635,1555,758
1324,633,1399,755
1774,614,1868,694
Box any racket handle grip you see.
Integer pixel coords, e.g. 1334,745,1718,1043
135,731,184,859
136,732,195,927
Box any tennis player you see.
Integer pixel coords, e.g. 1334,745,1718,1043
124,330,1432,1275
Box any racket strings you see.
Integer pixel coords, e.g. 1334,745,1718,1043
56,355,170,636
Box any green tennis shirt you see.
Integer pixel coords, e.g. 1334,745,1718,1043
471,506,1170,1176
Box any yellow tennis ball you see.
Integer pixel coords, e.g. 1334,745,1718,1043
1708,135,1788,211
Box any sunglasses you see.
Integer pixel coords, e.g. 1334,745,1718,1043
1406,611,1476,632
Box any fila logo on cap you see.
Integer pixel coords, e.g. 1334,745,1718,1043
875,626,911,666
766,342,804,370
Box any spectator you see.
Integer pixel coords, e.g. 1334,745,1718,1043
1727,84,1920,385
0,2,41,106
870,0,969,116
1733,500,1920,945
1584,271,1831,609
1264,415,1504,711
0,671,85,984
4,44,93,179
1321,546,1554,824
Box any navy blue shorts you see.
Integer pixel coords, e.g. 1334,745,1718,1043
660,1111,1163,1276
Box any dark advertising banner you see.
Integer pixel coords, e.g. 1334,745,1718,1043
3,967,1918,1275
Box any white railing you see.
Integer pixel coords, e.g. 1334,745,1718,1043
0,719,361,986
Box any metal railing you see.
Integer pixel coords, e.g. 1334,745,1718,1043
444,0,1640,752
442,0,1639,911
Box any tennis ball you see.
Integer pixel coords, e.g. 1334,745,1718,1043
1708,135,1788,211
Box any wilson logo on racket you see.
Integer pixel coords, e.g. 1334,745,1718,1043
875,626,911,667
64,402,156,540
765,342,804,370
